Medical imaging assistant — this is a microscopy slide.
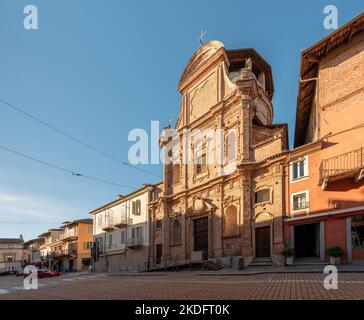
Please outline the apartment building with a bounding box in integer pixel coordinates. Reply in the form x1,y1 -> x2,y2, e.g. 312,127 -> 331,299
39,220 -> 93,271
284,13 -> 364,264
23,238 -> 43,265
0,237 -> 24,272
91,184 -> 157,272
39,228 -> 62,268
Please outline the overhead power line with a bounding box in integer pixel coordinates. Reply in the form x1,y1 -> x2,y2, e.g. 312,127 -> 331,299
0,98 -> 162,179
0,221 -> 62,225
0,144 -> 136,190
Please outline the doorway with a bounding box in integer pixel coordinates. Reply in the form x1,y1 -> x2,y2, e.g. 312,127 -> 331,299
156,244 -> 162,265
255,226 -> 271,258
193,217 -> 208,258
294,223 -> 320,258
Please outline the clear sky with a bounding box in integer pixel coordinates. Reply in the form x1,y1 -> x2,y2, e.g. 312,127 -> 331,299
0,0 -> 363,241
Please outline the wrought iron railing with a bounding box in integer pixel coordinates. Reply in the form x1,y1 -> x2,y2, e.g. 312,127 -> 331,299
292,201 -> 310,211
319,147 -> 364,182
127,237 -> 144,247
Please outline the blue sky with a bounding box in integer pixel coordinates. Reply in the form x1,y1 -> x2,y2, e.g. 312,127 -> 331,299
0,0 -> 363,240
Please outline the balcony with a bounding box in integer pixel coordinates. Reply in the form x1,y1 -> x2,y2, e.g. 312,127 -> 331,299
62,248 -> 77,257
101,222 -> 116,232
60,231 -> 78,242
113,216 -> 132,228
319,147 -> 364,190
127,237 -> 144,249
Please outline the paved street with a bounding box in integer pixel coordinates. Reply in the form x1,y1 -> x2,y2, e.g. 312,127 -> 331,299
0,271 -> 364,300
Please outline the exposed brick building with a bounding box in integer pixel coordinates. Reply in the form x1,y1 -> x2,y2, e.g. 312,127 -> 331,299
284,12 -> 364,264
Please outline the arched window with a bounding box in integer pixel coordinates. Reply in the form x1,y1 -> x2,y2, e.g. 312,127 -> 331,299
171,220 -> 181,245
224,205 -> 238,235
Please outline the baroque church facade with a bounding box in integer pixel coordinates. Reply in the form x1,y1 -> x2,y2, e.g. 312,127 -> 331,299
148,41 -> 289,268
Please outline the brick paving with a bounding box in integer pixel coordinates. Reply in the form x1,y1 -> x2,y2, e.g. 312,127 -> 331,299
0,272 -> 364,300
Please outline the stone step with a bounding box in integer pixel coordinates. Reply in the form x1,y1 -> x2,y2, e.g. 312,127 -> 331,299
249,258 -> 273,267
202,260 -> 223,271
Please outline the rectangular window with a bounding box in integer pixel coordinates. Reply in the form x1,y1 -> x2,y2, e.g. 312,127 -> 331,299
255,189 -> 270,204
352,215 -> 364,249
292,192 -> 309,211
98,237 -> 104,252
108,234 -> 112,248
135,199 -> 141,215
87,226 -> 92,234
132,226 -> 143,240
291,157 -> 308,180
156,219 -> 162,229
120,230 -> 126,244
97,215 -> 102,227
195,153 -> 207,175
131,201 -> 136,215
6,255 -> 14,262
83,242 -> 92,250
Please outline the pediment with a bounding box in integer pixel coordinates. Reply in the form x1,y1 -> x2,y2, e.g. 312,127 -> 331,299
179,40 -> 224,89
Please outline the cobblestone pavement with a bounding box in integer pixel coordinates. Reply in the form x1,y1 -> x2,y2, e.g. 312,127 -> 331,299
0,272 -> 364,300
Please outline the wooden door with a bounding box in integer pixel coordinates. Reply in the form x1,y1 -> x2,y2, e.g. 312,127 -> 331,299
193,217 -> 208,257
255,226 -> 271,257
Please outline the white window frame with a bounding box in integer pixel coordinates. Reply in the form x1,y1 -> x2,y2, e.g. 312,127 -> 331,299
291,190 -> 310,214
290,155 -> 309,182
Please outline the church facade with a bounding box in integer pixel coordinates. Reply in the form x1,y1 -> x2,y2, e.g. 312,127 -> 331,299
148,41 -> 289,268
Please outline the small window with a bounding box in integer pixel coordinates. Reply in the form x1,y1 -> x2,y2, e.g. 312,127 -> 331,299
83,242 -> 92,250
156,219 -> 162,229
108,234 -> 113,248
292,157 -> 307,180
134,199 -> 141,215
97,215 -> 102,227
292,193 -> 309,211
87,226 -> 92,234
120,230 -> 126,244
195,153 -> 207,175
171,220 -> 181,245
352,215 -> 364,249
255,189 -> 270,204
132,226 -> 143,240
6,255 -> 15,262
98,237 -> 104,252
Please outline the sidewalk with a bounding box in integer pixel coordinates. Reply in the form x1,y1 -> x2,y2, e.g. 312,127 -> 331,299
196,263 -> 364,276
94,263 -> 364,277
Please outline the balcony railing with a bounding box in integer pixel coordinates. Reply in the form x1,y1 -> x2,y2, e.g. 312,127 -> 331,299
101,221 -> 116,231
292,201 -> 310,211
113,215 -> 132,228
319,147 -> 364,189
60,230 -> 78,241
127,237 -> 144,248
